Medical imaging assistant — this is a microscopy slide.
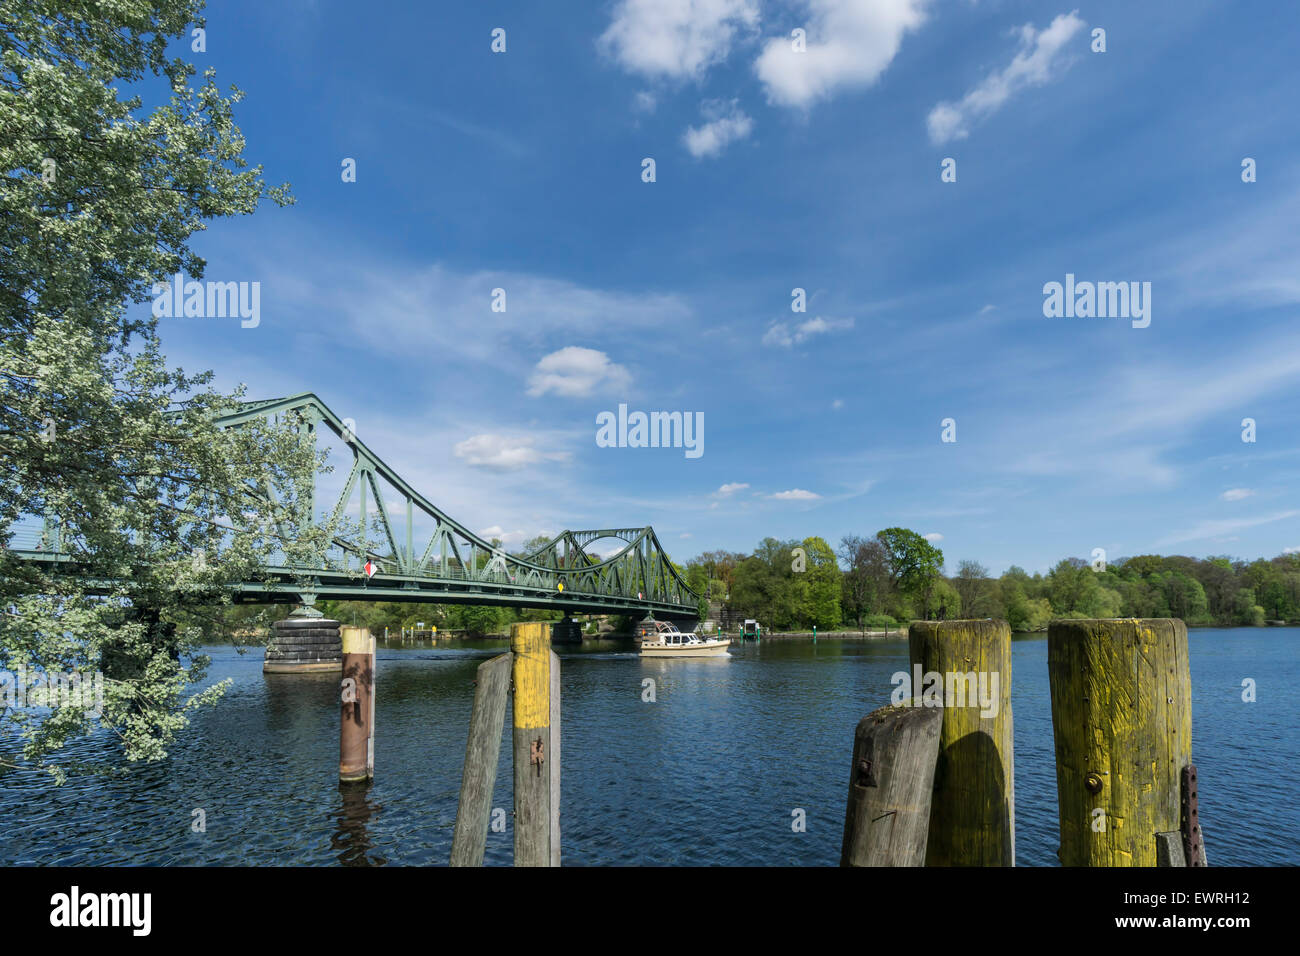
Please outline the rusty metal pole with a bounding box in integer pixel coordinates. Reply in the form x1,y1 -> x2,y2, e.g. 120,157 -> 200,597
339,625 -> 374,783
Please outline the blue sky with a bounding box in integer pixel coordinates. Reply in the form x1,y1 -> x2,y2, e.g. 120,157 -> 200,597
149,0 -> 1300,574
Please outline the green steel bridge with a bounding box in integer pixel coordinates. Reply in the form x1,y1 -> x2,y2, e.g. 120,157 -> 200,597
8,394 -> 700,619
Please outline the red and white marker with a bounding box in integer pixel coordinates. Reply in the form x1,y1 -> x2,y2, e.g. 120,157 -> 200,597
364,559 -> 377,578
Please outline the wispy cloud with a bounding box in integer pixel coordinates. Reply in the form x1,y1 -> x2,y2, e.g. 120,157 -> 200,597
370,96 -> 531,158
1221,488 -> 1255,502
454,434 -> 570,470
229,252 -> 694,382
1157,510 -> 1300,547
762,316 -> 853,347
927,10 -> 1085,144
991,328 -> 1300,489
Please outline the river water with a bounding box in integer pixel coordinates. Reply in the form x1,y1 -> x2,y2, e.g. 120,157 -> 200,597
2,628 -> 1295,866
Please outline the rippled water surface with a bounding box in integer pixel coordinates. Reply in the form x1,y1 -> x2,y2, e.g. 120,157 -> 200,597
2,628 -> 1295,866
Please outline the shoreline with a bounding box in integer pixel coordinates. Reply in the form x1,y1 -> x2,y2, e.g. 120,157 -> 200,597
228,621 -> 1300,647
738,628 -> 906,641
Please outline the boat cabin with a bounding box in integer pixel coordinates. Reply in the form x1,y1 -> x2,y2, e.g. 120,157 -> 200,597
642,621 -> 700,645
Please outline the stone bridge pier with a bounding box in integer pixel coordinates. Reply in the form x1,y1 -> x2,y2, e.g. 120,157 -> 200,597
264,601 -> 343,673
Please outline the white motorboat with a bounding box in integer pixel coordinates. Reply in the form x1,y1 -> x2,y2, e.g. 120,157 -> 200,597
638,620 -> 731,658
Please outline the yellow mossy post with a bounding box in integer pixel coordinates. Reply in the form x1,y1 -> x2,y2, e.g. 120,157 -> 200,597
511,621 -> 560,866
1048,618 -> 1192,866
908,619 -> 1014,866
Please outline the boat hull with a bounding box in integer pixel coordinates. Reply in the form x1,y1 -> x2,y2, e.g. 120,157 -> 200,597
639,639 -> 731,658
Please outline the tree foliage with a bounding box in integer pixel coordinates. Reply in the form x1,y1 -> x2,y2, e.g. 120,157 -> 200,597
0,1 -> 311,777
688,531 -> 1295,633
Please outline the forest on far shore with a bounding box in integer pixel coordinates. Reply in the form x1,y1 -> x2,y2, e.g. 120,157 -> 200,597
680,528 -> 1300,632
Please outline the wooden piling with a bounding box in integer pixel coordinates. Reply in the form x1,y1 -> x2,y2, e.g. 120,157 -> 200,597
450,652 -> 513,866
1048,618 -> 1192,866
908,619 -> 1014,866
339,625 -> 375,783
510,622 -> 559,866
549,648 -> 561,867
840,703 -> 943,866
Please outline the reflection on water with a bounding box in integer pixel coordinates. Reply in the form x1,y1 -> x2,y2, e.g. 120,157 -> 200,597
333,783 -> 386,866
0,630 -> 1296,865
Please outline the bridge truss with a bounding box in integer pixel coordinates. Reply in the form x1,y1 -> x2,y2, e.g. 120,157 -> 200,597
8,394 -> 699,618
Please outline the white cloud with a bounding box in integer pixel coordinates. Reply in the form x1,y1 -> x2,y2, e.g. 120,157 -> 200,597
683,99 -> 754,158
924,532 -> 944,542
526,346 -> 632,397
768,488 -> 820,500
715,482 -> 750,496
762,315 -> 854,347
1221,488 -> 1255,502
633,90 -> 658,113
599,0 -> 759,81
832,398 -> 844,409
754,0 -> 930,109
927,10 -> 1086,144
680,532 -> 693,538
454,434 -> 569,470
1285,547 -> 1300,555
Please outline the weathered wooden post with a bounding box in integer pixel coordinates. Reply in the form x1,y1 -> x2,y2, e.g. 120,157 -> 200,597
548,640 -> 561,866
1048,618 -> 1194,866
510,622 -> 560,866
908,619 -> 1014,866
338,625 -> 375,783
450,652 -> 513,866
840,704 -> 943,866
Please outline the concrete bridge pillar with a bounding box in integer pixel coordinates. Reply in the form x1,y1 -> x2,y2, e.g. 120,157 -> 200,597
264,604 -> 343,673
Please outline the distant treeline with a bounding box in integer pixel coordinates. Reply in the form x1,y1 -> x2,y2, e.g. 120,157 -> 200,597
682,529 -> 1300,631
209,529 -> 1300,638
